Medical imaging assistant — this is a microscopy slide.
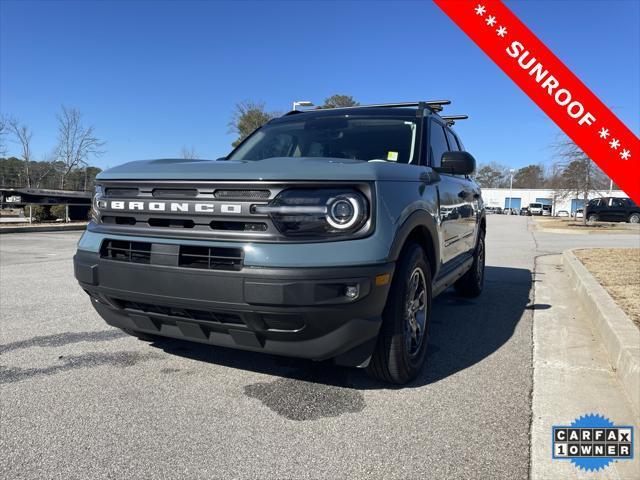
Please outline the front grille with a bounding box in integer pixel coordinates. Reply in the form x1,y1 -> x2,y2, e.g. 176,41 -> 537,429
96,182 -> 280,240
115,299 -> 244,325
214,189 -> 271,200
105,187 -> 139,197
148,218 -> 195,228
152,188 -> 199,199
179,245 -> 243,270
101,240 -> 151,264
100,240 -> 244,271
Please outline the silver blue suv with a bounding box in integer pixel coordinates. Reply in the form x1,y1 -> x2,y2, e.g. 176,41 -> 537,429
74,101 -> 486,383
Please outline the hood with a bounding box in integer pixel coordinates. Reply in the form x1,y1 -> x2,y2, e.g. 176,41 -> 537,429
97,157 -> 421,182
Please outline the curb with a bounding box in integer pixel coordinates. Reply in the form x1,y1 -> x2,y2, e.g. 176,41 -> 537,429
562,249 -> 640,415
539,228 -> 637,235
0,224 -> 87,234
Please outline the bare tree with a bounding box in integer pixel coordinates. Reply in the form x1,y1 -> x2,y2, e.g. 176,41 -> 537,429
0,115 -> 8,157
8,118 -> 34,187
55,106 -> 105,190
474,161 -> 510,188
180,145 -> 199,159
553,136 -> 607,224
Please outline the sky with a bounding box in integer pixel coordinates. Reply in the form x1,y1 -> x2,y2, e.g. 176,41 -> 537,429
1,0 -> 639,172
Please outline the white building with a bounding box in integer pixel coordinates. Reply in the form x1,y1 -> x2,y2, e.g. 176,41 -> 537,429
481,188 -> 629,214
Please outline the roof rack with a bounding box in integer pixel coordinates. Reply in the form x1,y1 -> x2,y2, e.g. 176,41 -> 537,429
283,100 -> 452,116
440,115 -> 468,126
335,100 -> 451,112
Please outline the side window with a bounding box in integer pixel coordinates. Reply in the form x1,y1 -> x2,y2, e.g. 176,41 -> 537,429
429,121 -> 449,168
610,198 -> 624,207
445,129 -> 459,152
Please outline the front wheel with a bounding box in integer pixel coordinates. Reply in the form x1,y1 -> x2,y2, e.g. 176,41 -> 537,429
629,213 -> 640,224
367,243 -> 432,384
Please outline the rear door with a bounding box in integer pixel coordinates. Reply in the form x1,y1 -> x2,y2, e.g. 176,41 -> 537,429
607,198 -> 627,221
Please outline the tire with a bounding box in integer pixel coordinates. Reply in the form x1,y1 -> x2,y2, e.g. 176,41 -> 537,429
367,243 -> 432,384
454,230 -> 485,298
120,328 -> 158,342
629,213 -> 640,224
587,214 -> 598,223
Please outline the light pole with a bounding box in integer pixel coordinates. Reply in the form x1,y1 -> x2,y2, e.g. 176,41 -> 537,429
508,168 -> 515,214
292,100 -> 314,111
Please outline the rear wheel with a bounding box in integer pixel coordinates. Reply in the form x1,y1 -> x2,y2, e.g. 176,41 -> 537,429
367,243 -> 432,384
629,213 -> 640,223
454,230 -> 485,298
587,213 -> 598,223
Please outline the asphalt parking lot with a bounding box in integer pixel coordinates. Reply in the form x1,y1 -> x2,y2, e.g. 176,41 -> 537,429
1,216 -> 638,479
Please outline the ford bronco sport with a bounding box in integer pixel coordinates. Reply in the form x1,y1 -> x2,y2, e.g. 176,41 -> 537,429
74,100 -> 486,384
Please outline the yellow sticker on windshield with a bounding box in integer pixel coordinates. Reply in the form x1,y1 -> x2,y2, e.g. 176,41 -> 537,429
387,151 -> 398,161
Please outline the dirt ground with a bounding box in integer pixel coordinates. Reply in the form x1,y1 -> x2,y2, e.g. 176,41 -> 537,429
534,217 -> 640,233
575,248 -> 640,328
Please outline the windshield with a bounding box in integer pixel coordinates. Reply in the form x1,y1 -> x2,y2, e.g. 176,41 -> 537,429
530,203 -> 542,208
228,116 -> 418,163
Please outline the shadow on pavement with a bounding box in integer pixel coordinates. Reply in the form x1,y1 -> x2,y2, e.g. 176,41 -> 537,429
148,265 -> 533,391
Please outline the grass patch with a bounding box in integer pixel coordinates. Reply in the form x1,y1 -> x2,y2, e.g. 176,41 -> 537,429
534,217 -> 638,233
575,248 -> 640,329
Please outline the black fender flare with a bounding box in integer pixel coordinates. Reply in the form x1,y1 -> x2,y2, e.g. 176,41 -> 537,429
388,209 -> 440,277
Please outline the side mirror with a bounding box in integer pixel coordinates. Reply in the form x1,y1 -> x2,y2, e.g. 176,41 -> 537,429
437,151 -> 476,175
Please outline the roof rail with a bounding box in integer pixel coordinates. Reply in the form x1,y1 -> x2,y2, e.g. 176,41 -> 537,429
283,100 -> 452,116
440,115 -> 468,126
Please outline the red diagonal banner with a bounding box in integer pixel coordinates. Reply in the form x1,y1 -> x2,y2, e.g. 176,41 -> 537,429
434,0 -> 639,203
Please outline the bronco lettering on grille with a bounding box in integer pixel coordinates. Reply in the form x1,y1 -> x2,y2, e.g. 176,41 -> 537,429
108,201 -> 242,214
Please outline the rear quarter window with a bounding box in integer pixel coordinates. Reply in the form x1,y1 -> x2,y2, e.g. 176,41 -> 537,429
429,121 -> 449,168
445,129 -> 460,152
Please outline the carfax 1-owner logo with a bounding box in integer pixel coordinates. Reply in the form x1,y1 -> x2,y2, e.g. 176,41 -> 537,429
552,414 -> 634,472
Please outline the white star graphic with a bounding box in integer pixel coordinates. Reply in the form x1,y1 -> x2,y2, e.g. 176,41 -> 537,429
609,138 -> 620,150
620,149 -> 631,160
486,15 -> 497,27
496,26 -> 508,37
475,4 -> 486,16
598,127 -> 610,139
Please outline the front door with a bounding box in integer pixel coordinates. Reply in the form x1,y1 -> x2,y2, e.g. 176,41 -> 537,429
428,119 -> 475,263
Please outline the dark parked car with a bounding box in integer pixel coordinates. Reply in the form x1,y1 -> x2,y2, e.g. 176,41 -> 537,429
585,197 -> 640,223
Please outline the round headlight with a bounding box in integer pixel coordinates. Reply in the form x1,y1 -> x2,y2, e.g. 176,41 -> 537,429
326,196 -> 361,230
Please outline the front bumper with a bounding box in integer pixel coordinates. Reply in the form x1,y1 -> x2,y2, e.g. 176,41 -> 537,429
74,250 -> 394,366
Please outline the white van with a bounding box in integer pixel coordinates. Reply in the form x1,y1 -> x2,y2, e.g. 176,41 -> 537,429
529,202 -> 543,215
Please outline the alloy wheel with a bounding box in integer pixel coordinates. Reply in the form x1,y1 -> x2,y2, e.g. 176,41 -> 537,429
404,267 -> 427,357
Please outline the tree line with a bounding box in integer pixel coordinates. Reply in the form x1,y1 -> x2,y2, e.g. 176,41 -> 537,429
0,106 -> 105,191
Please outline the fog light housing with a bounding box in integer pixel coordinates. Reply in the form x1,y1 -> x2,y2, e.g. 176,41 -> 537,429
345,285 -> 359,299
